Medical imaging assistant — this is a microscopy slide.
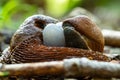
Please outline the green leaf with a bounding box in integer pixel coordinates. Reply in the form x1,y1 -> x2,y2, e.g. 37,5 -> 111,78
0,71 -> 9,77
46,0 -> 81,17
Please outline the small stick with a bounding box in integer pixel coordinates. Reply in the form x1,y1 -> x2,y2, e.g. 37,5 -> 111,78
0,61 -> 64,77
64,58 -> 120,78
0,58 -> 120,78
102,29 -> 120,47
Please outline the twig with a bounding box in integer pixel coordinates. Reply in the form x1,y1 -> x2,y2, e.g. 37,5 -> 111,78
0,58 -> 120,78
64,58 -> 120,78
102,29 -> 120,47
0,61 -> 64,77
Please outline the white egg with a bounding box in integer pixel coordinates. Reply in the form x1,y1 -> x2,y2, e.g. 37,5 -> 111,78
43,23 -> 65,47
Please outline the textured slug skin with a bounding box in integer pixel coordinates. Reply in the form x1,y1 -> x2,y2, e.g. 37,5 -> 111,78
10,32 -> 109,63
10,15 -> 58,51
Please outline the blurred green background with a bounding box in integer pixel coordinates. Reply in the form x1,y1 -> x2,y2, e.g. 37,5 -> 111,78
0,0 -> 120,31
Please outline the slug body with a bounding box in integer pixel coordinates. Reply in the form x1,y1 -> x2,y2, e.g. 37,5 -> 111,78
0,15 -> 109,64
63,26 -> 89,49
63,15 -> 104,52
10,15 -> 58,51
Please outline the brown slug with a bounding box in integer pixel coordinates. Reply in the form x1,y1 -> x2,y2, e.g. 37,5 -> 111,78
0,15 -> 109,64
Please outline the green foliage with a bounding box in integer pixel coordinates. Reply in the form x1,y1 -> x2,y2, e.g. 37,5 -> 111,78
0,0 -> 82,30
0,71 -> 9,77
0,0 -> 18,29
0,0 -> 38,30
46,0 -> 81,17
0,0 -> 120,31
